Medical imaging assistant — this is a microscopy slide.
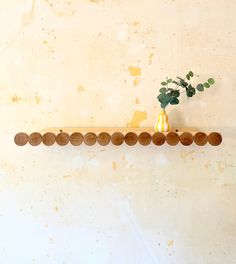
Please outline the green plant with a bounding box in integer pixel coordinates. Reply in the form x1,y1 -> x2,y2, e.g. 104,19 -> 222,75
157,71 -> 215,109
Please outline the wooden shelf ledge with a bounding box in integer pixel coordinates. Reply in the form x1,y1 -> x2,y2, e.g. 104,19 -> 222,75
14,128 -> 222,147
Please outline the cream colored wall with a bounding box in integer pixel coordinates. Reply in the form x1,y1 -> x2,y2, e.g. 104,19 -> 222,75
0,0 -> 236,263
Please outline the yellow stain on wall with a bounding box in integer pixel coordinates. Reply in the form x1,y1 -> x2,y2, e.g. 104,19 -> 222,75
11,95 -> 22,103
35,96 -> 41,104
112,162 -> 117,170
128,66 -> 141,76
127,110 -> 147,127
89,0 -> 102,3
133,78 -> 141,87
77,85 -> 85,92
133,21 -> 140,26
168,240 -> 174,247
149,53 -> 154,65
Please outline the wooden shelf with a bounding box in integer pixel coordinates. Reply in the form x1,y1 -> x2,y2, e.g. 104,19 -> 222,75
14,128 -> 222,147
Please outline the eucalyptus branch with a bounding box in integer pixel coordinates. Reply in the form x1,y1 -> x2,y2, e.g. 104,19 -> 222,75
157,71 -> 215,109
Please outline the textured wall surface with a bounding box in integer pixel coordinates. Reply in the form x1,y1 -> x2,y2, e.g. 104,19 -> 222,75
0,1 -> 236,263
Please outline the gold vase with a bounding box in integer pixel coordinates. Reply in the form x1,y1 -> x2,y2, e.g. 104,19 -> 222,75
155,109 -> 170,132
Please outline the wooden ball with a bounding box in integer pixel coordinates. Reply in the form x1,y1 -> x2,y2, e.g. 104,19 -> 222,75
125,132 -> 138,146
111,132 -> 124,146
194,132 -> 208,146
56,132 -> 70,146
180,132 -> 193,146
14,132 -> 28,146
208,132 -> 222,146
97,132 -> 111,146
166,132 -> 179,146
152,132 -> 166,146
138,132 -> 152,146
42,132 -> 56,146
70,132 -> 84,146
84,132 -> 97,146
28,132 -> 42,146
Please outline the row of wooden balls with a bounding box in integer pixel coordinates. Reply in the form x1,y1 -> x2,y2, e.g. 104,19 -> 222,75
14,131 -> 222,146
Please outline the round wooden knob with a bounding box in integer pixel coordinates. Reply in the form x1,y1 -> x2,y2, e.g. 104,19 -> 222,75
138,132 -> 151,146
166,132 -> 179,146
111,132 -> 124,146
194,132 -> 208,146
97,132 -> 111,146
179,132 -> 193,146
56,132 -> 70,146
70,132 -> 84,146
84,132 -> 97,146
14,132 -> 28,146
208,132 -> 222,146
125,132 -> 138,146
28,132 -> 42,146
42,132 -> 56,146
152,132 -> 165,146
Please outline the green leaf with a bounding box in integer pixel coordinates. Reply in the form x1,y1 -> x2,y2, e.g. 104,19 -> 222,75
167,78 -> 172,83
189,71 -> 194,77
196,84 -> 204,92
172,80 -> 179,85
186,74 -> 190,80
180,80 -> 188,88
157,93 -> 165,101
159,88 -> 167,93
208,78 -> 215,85
172,90 -> 180,97
161,102 -> 168,109
186,85 -> 195,97
170,97 -> 179,105
204,82 -> 210,88
161,82 -> 167,86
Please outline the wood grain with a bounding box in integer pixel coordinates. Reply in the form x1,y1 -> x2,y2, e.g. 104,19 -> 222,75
194,132 -> 208,146
84,132 -> 97,146
152,132 -> 166,146
138,132 -> 152,146
166,132 -> 179,146
70,132 -> 84,146
56,132 -> 70,146
208,132 -> 222,146
28,132 -> 42,146
125,132 -> 138,146
42,132 -> 56,146
111,132 -> 124,146
14,132 -> 28,146
97,132 -> 111,146
179,132 -> 193,146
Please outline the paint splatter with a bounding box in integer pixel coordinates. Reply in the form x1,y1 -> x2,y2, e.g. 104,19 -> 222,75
89,0 -> 102,3
128,66 -> 141,76
77,85 -> 85,92
63,174 -> 72,179
22,0 -> 36,26
35,96 -> 40,104
133,21 -> 140,26
133,78 -> 141,87
127,110 -> 147,127
168,240 -> 174,247
12,95 -> 22,103
112,162 -> 117,170
149,53 -> 154,65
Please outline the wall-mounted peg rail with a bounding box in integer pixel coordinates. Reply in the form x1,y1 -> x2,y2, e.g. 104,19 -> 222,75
14,128 -> 222,147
